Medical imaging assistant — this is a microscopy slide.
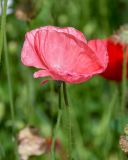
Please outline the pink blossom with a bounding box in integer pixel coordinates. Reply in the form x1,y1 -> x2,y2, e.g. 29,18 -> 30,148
21,26 -> 108,83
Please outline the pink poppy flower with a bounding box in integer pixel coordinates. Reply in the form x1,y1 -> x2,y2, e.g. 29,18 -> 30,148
21,26 -> 108,83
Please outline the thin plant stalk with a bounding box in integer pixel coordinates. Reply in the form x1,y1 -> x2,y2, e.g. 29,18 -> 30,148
0,0 -> 7,158
51,82 -> 62,160
121,47 -> 127,113
0,0 -> 7,62
4,33 -> 18,159
62,82 -> 72,160
27,71 -> 35,124
63,82 -> 69,106
4,32 -> 15,135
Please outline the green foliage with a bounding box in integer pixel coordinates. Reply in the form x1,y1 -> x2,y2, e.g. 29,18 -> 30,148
0,0 -> 128,159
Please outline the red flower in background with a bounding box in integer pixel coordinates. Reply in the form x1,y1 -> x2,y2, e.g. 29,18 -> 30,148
21,26 -> 108,83
100,38 -> 128,81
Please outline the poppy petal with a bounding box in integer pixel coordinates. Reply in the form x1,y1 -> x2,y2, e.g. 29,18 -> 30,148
41,26 -> 87,43
33,70 -> 50,78
35,30 -> 107,76
88,39 -> 108,70
21,29 -> 47,69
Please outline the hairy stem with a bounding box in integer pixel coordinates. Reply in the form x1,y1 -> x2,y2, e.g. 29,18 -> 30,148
63,82 -> 72,160
51,82 -> 62,160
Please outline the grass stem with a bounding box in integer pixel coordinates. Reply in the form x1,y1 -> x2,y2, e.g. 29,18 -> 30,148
4,31 -> 18,159
0,0 -> 7,62
121,47 -> 127,113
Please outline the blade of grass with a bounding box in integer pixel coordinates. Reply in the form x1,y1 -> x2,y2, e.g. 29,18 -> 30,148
94,87 -> 118,158
121,47 -> 127,113
0,0 -> 7,62
0,0 -> 8,158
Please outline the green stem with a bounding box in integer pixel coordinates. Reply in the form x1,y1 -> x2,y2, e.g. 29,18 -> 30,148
27,71 -> 35,124
0,0 -> 7,62
4,32 -> 18,159
121,47 -> 127,113
51,82 -> 62,160
62,82 -> 72,160
63,82 -> 69,106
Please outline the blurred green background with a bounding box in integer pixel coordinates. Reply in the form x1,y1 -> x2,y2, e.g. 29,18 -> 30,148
0,0 -> 128,159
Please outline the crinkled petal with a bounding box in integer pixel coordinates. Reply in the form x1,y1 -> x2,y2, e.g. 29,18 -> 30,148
21,29 -> 47,69
34,30 -> 107,78
33,70 -> 50,78
58,74 -> 91,84
41,26 -> 87,43
88,39 -> 108,70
